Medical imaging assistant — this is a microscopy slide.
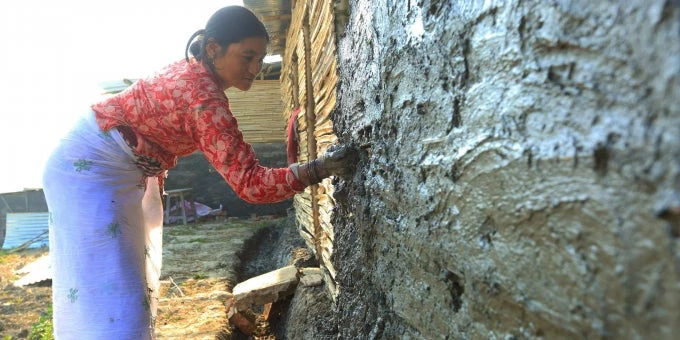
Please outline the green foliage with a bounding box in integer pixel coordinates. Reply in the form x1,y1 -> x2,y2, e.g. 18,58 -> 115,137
193,273 -> 208,280
28,305 -> 53,340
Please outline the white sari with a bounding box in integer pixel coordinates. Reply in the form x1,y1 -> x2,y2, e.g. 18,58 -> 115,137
43,110 -> 163,339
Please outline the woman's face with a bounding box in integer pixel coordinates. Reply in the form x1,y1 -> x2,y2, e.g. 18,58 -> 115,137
209,36 -> 267,91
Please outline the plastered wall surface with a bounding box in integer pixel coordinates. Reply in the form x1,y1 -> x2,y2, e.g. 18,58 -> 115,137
332,0 -> 679,338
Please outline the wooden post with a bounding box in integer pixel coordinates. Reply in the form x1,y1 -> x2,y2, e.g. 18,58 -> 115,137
291,53 -> 300,108
302,5 -> 323,263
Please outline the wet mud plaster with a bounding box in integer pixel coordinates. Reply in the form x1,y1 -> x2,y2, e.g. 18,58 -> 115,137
329,0 -> 680,338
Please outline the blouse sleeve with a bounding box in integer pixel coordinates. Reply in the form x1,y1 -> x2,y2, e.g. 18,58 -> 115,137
192,99 -> 306,204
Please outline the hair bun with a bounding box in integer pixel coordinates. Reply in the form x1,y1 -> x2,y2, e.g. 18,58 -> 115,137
189,38 -> 203,59
184,6 -> 269,63
185,29 -> 207,62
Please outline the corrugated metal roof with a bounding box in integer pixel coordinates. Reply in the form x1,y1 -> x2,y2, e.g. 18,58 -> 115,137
2,212 -> 49,250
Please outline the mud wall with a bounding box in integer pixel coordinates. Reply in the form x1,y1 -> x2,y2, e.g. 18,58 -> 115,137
331,0 -> 680,338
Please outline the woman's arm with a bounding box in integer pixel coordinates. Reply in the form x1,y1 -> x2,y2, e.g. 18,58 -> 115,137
192,100 -> 305,204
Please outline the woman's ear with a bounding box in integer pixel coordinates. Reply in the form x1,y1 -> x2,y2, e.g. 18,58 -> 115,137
205,39 -> 220,60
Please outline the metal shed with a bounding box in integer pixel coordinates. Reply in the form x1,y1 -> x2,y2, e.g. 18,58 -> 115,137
2,212 -> 49,250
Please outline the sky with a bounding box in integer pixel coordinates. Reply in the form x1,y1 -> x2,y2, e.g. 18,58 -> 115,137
0,0 -> 244,193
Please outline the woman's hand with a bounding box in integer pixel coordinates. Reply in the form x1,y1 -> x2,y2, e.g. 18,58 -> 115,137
291,144 -> 359,186
317,144 -> 359,179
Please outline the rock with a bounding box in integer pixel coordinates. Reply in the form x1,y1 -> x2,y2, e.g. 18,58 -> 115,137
229,311 -> 256,336
300,267 -> 324,287
231,265 -> 300,312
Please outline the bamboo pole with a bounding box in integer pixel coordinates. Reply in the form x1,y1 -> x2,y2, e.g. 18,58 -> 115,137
302,5 -> 324,265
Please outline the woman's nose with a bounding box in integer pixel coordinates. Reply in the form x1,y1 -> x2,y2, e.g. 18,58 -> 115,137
249,60 -> 262,76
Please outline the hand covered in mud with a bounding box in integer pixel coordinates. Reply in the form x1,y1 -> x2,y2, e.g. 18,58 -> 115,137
292,144 -> 359,186
317,144 -> 359,179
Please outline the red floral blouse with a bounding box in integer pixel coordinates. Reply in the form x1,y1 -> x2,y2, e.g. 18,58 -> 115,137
92,59 -> 305,203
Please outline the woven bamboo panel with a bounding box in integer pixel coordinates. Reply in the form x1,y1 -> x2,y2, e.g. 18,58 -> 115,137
225,80 -> 286,143
294,192 -> 314,249
282,0 -> 305,76
281,0 -> 341,300
281,0 -> 307,123
315,0 -> 340,299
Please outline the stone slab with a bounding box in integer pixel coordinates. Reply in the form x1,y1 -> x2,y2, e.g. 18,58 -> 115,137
231,265 -> 300,311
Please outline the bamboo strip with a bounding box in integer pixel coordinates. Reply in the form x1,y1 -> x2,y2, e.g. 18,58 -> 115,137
283,0 -> 306,65
294,193 -> 315,236
319,220 -> 334,242
299,229 -> 315,252
314,79 -> 335,110
310,7 -> 330,61
318,202 -> 333,222
313,55 -> 336,94
321,237 -> 333,259
318,207 -> 333,225
294,201 -> 312,220
295,216 -> 313,240
311,30 -> 332,76
316,192 -> 335,207
309,0 -> 323,41
225,80 -> 286,143
322,267 -> 338,302
321,249 -> 336,279
311,19 -> 333,60
294,193 -> 311,209
294,193 -> 312,207
314,56 -> 337,95
296,214 -> 314,238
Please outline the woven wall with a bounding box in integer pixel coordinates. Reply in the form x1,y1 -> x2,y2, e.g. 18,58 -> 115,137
226,80 -> 286,144
280,0 -> 340,300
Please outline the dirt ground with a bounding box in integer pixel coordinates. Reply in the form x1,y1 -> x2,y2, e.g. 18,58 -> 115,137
0,248 -> 52,339
0,216 -> 318,339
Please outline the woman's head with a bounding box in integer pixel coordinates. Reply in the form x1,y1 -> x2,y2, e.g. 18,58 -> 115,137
185,6 -> 269,90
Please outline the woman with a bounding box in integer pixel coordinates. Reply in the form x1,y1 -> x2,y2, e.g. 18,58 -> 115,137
42,6 -> 356,339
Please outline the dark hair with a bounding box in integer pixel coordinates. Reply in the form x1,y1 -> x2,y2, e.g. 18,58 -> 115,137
185,6 -> 269,63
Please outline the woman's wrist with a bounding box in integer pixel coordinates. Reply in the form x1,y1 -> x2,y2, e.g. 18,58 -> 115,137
289,159 -> 327,187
